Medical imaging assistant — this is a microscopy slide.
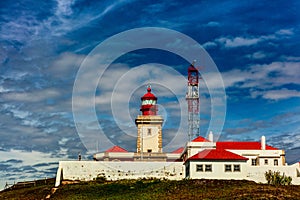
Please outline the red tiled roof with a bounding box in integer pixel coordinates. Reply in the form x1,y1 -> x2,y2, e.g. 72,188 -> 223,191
105,146 -> 128,153
216,141 -> 278,150
172,147 -> 184,154
186,149 -> 248,161
192,136 -> 210,142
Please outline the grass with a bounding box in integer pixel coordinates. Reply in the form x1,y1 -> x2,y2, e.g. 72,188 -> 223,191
1,179 -> 300,199
0,184 -> 53,200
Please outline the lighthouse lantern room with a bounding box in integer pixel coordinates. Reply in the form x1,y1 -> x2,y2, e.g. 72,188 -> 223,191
140,86 -> 158,115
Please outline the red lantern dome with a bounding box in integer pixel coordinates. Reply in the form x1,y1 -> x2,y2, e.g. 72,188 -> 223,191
140,86 -> 158,115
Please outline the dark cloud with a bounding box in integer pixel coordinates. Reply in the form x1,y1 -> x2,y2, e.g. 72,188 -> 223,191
224,127 -> 255,135
0,163 -> 11,171
32,162 -> 58,168
5,159 -> 23,164
285,147 -> 300,164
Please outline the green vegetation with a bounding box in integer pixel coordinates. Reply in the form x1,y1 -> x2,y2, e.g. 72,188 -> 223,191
0,185 -> 53,200
265,170 -> 293,186
1,178 -> 300,199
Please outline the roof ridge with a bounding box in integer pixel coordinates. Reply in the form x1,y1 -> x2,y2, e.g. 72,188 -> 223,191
105,145 -> 128,153
216,141 -> 278,150
186,148 -> 248,161
192,136 -> 210,142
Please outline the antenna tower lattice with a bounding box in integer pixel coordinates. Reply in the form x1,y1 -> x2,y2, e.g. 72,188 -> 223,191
186,61 -> 200,141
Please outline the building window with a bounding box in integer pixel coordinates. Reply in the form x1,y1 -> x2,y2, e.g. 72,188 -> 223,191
251,158 -> 257,166
225,164 -> 232,172
196,164 -> 203,172
274,159 -> 278,166
147,128 -> 151,136
233,164 -> 241,172
205,164 -> 212,172
264,159 -> 268,165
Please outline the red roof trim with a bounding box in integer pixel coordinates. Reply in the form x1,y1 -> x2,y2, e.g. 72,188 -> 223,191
216,141 -> 278,150
171,147 -> 184,154
186,149 -> 248,161
192,136 -> 210,142
105,146 -> 128,153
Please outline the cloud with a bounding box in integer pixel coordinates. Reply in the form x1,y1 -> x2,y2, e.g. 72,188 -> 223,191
221,61 -> 300,100
217,36 -> 260,48
224,127 -> 255,135
5,159 -> 23,164
55,0 -> 74,17
221,111 -> 300,162
47,52 -> 84,79
49,0 -> 137,37
202,41 -> 218,49
285,147 -> 300,164
245,51 -> 269,60
269,130 -> 300,152
0,149 -> 66,190
206,21 -> 221,27
0,86 -> 11,93
0,0 -> 133,44
258,88 -> 300,100
2,88 -> 61,103
284,56 -> 300,61
203,28 -> 294,49
275,29 -> 294,36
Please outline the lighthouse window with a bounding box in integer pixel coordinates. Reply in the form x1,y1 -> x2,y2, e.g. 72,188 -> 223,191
147,128 -> 151,136
142,100 -> 156,105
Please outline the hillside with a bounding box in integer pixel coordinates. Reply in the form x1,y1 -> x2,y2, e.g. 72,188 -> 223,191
1,179 -> 300,199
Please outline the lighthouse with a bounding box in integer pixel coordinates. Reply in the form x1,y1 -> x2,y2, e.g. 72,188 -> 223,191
135,86 -> 164,156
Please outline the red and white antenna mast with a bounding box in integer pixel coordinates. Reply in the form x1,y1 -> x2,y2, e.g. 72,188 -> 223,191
186,60 -> 200,141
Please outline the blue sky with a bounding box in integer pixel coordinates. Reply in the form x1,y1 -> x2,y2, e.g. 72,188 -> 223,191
0,0 -> 300,189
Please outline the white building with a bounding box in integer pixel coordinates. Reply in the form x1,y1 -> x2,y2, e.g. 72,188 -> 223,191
55,87 -> 300,187
181,134 -> 300,184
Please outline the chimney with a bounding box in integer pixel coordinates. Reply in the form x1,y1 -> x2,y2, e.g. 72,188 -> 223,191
208,131 -> 213,142
261,135 -> 266,150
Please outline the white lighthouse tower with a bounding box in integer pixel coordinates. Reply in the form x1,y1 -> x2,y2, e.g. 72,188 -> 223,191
135,86 -> 165,161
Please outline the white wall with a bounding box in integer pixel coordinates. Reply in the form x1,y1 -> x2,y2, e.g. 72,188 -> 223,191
140,126 -> 159,153
246,164 -> 300,185
55,161 -> 185,187
55,160 -> 300,187
187,161 -> 248,180
228,149 -> 285,166
185,161 -> 300,185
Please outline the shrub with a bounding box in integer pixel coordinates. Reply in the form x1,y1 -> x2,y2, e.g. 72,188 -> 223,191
95,175 -> 106,183
265,170 -> 292,186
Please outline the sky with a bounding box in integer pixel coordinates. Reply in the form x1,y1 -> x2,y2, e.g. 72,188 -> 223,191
0,0 -> 300,189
